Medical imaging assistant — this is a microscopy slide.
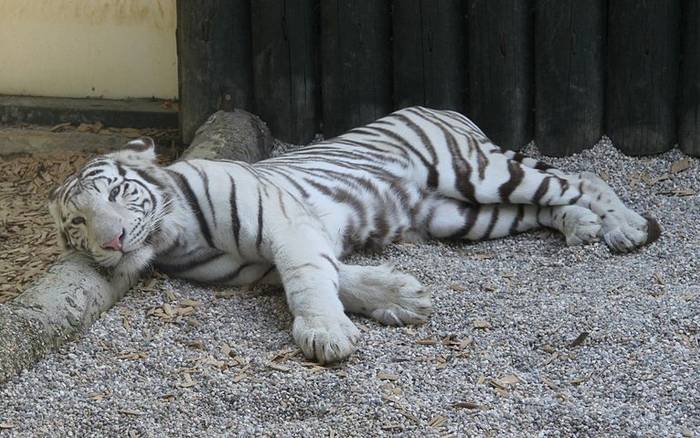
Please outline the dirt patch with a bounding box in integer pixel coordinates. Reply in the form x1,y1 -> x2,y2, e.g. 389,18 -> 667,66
0,126 -> 179,304
0,151 -> 92,303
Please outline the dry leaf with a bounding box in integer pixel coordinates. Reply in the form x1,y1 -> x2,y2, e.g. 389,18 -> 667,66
449,283 -> 466,292
453,401 -> 480,410
428,415 -> 447,428
671,158 -> 692,174
542,344 -> 556,353
473,319 -> 491,329
377,371 -> 399,381
117,351 -> 146,361
568,332 -> 589,348
268,362 -> 291,372
118,409 -> 142,416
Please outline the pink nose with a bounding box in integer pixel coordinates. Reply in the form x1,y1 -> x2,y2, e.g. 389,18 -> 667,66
102,230 -> 124,251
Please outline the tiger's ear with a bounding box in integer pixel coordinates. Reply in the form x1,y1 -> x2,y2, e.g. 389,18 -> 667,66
106,137 -> 157,166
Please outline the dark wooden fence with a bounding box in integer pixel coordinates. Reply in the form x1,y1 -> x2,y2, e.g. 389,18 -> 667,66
177,0 -> 699,157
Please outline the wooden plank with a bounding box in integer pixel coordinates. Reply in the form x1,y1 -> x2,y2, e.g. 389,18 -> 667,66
607,0 -> 680,155
679,0 -> 700,156
321,0 -> 392,137
251,0 -> 318,144
466,0 -> 533,150
177,0 -> 254,144
392,0 -> 465,112
534,0 -> 604,156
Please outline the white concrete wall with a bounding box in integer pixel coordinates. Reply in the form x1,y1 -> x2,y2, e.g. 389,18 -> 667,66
0,0 -> 178,99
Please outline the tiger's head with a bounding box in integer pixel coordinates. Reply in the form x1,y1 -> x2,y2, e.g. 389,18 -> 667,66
49,137 -> 168,268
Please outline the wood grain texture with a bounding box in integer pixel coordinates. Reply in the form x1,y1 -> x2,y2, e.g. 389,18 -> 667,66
534,0 -> 604,156
466,0 -> 533,150
392,0 -> 465,112
321,0 -> 392,137
679,0 -> 700,156
177,0 -> 254,144
607,0 -> 680,155
251,0 -> 319,144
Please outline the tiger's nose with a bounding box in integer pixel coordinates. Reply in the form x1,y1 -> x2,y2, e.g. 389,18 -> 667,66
102,229 -> 125,251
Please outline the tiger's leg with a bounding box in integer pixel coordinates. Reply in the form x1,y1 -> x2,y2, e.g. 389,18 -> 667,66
337,263 -> 432,326
448,151 -> 658,252
421,197 -> 602,245
498,151 -> 661,252
271,223 -> 360,364
257,265 -> 433,327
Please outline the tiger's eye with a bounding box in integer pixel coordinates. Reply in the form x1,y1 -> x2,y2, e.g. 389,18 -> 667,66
71,216 -> 86,225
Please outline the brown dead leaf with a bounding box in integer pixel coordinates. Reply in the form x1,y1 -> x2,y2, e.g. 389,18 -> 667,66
568,332 -> 589,348
118,409 -> 142,416
180,298 -> 202,307
449,283 -> 466,292
117,351 -> 146,361
177,373 -> 197,388
542,344 -> 556,353
377,371 -> 400,381
268,362 -> 291,372
428,415 -> 447,428
49,122 -> 72,132
671,158 -> 693,174
453,401 -> 481,410
473,319 -> 491,329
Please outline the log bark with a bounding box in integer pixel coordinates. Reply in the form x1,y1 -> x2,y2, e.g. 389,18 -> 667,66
0,109 -> 273,385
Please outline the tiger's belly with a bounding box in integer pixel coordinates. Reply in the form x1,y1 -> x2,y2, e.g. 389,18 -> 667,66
154,246 -> 273,286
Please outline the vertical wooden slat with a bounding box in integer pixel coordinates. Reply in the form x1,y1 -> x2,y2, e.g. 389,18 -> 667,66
321,0 -> 392,137
680,0 -> 700,156
607,1 -> 680,155
466,0 -> 533,150
251,0 -> 318,145
177,0 -> 254,144
534,0 -> 604,157
392,0 -> 465,111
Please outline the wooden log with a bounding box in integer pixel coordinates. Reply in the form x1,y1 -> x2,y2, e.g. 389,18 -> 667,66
679,0 -> 700,156
251,0 -> 319,144
321,0 -> 392,137
607,0 -> 681,155
0,110 -> 273,385
177,0 -> 254,144
392,0 -> 465,112
466,0 -> 533,150
534,0 -> 604,156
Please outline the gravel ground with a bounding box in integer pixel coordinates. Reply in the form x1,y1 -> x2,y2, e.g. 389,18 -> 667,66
1,138 -> 698,437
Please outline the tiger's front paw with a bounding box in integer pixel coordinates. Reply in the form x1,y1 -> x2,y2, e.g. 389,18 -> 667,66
292,313 -> 360,364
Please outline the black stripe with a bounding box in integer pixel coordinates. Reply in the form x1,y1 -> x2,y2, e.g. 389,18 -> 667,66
320,254 -> 339,273
483,206 -> 500,239
185,162 -> 217,227
133,168 -> 165,191
156,251 -> 225,275
449,204 -> 481,239
509,205 -> 525,235
212,263 -> 252,284
532,177 -> 551,204
498,161 -> 525,202
228,175 -> 241,248
166,169 -> 216,248
256,189 -> 264,250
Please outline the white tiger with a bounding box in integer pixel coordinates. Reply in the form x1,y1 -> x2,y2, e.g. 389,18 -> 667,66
49,106 -> 660,364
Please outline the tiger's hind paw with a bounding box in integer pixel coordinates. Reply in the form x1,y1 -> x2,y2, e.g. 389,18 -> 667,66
562,206 -> 602,246
366,265 -> 432,326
